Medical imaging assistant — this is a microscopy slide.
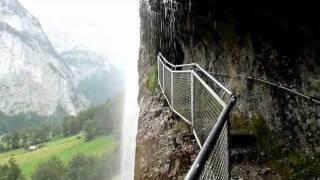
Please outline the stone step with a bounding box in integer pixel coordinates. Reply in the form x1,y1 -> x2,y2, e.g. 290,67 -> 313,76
229,131 -> 259,163
230,147 -> 259,164
230,131 -> 257,148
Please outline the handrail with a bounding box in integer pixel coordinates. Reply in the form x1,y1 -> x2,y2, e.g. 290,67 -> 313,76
158,53 -> 195,68
159,53 -> 232,95
157,53 -> 237,180
203,71 -> 320,105
193,64 -> 233,95
185,96 -> 237,180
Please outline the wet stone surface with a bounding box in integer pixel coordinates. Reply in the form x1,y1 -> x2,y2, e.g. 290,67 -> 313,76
135,90 -> 199,180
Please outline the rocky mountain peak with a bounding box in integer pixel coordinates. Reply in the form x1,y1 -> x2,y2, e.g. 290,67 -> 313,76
0,0 -> 55,53
0,0 -> 89,116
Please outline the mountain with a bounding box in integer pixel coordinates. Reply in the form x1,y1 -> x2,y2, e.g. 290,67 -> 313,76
61,50 -> 124,104
0,0 -> 89,116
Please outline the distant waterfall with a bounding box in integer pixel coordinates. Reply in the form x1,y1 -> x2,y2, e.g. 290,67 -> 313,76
120,1 -> 140,178
120,60 -> 139,179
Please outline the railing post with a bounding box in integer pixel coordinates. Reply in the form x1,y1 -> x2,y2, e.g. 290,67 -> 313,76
163,62 -> 165,93
191,71 -> 194,128
171,71 -> 174,106
157,56 -> 160,86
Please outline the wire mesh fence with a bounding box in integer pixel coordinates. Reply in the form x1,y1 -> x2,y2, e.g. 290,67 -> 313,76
192,72 -> 225,145
163,65 -> 172,104
158,56 -> 164,90
172,71 -> 192,122
157,53 -> 236,180
199,122 -> 230,180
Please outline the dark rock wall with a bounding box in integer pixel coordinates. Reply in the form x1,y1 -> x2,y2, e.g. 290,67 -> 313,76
136,0 -> 320,179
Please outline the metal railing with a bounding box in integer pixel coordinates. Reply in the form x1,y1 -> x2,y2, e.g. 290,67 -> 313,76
201,71 -> 320,105
157,53 -> 237,180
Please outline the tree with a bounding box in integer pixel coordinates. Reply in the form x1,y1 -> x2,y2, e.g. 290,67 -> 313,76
51,125 -> 62,138
2,134 -> 11,149
36,125 -> 50,143
11,132 -> 21,150
0,164 -> 10,179
62,116 -> 79,137
68,154 -> 106,180
82,120 -> 97,141
77,107 -> 97,129
0,158 -> 24,180
32,157 -> 67,180
69,118 -> 81,135
62,116 -> 72,137
20,132 -> 29,148
0,143 -> 7,153
7,158 -> 24,180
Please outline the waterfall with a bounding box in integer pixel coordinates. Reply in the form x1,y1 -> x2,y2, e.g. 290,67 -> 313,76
120,1 -> 140,179
120,59 -> 139,179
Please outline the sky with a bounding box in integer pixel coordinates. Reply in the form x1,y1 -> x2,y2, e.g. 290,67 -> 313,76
20,0 -> 140,68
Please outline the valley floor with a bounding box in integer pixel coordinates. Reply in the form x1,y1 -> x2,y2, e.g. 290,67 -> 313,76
0,134 -> 116,179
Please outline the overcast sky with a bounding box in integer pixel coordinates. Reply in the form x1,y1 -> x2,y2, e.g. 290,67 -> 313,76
20,0 -> 140,68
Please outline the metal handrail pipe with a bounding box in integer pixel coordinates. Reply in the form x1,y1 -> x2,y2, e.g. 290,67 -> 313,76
162,61 -> 193,74
206,71 -> 320,105
159,53 -> 196,68
192,71 -> 227,107
185,96 -> 237,180
158,53 -> 232,95
193,64 -> 233,95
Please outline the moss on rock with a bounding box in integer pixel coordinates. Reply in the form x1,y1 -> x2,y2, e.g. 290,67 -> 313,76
269,152 -> 320,179
146,65 -> 158,92
231,113 -> 281,159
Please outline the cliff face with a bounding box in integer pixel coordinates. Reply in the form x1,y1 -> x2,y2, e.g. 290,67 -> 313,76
0,0 -> 88,116
136,0 -> 320,179
135,90 -> 199,179
61,50 -> 123,105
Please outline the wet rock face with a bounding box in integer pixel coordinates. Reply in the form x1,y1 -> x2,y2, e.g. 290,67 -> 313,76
231,165 -> 282,180
135,90 -> 199,179
137,0 -> 320,179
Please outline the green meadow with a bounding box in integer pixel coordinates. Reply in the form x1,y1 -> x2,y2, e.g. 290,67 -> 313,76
0,134 -> 116,179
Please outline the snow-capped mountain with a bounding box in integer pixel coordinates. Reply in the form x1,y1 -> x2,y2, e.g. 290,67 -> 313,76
0,0 -> 89,116
61,50 -> 123,104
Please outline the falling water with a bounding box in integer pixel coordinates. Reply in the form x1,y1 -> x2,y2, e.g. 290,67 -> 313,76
120,0 -> 140,179
120,61 -> 139,180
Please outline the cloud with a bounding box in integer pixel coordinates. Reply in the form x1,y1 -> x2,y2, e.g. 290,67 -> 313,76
19,0 -> 140,67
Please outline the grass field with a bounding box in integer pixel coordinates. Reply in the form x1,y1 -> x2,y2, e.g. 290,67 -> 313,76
0,134 -> 117,179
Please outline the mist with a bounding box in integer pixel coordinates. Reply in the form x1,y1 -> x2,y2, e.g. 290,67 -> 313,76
20,0 -> 140,69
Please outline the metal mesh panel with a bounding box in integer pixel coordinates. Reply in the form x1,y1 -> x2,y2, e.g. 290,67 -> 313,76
163,65 -> 172,105
172,72 -> 191,122
206,79 -> 231,103
158,57 -> 164,90
193,74 -> 225,145
199,122 -> 229,180
199,74 -> 231,103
